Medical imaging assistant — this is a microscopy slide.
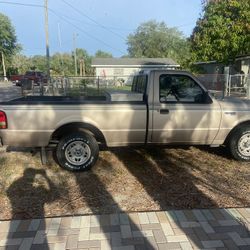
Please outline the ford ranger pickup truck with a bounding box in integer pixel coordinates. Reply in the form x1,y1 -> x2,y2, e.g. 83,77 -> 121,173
0,70 -> 250,171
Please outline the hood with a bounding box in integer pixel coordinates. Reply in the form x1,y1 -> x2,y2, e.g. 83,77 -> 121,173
218,97 -> 250,111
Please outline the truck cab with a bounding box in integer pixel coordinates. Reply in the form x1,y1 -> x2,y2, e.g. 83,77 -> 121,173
145,70 -> 221,145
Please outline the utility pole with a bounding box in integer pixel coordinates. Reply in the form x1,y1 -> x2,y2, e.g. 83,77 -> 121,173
44,0 -> 50,80
79,59 -> 84,77
57,22 -> 64,76
82,59 -> 85,76
73,33 -> 77,76
1,52 -> 7,81
79,59 -> 82,77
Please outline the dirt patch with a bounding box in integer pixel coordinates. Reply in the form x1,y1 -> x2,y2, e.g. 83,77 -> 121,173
0,146 -> 249,220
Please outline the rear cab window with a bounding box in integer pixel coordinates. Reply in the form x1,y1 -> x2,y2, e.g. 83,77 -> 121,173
131,75 -> 148,94
131,74 -> 148,101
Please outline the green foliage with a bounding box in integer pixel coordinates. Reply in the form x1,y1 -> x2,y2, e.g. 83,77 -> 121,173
190,0 -> 250,64
0,13 -> 21,75
127,20 -> 190,66
74,48 -> 93,75
0,13 -> 20,58
8,54 -> 31,74
51,53 -> 74,75
30,55 -> 47,72
8,49 -> 95,76
95,50 -> 113,58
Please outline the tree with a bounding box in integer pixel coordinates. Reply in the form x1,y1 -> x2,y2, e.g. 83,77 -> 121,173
5,49 -> 96,77
50,49 -> 94,76
95,50 -> 113,58
51,53 -> 74,76
127,20 -> 190,65
75,48 -> 93,75
0,13 -> 20,76
0,13 -> 19,57
10,54 -> 32,74
61,53 -> 75,75
190,0 -> 250,64
30,55 -> 47,72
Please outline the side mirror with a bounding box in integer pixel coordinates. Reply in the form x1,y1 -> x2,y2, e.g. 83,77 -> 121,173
204,91 -> 213,104
195,92 -> 212,104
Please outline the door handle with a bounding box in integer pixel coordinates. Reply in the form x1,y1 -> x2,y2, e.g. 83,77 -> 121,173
160,109 -> 169,114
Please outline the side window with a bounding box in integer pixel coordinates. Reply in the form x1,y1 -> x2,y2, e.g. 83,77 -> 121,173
159,74 -> 204,103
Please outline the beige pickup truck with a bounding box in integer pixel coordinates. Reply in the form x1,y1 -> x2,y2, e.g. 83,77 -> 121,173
0,70 -> 250,171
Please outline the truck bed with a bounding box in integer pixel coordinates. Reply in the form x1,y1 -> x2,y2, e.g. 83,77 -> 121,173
0,95 -> 145,105
0,95 -> 148,148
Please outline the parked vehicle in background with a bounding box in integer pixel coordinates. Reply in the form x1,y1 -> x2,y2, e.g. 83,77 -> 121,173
1,70 -> 250,172
24,71 -> 48,85
10,71 -> 48,86
10,74 -> 24,85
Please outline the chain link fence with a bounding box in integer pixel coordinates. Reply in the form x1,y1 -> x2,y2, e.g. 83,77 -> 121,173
28,75 -> 134,97
228,74 -> 250,98
17,73 -> 250,99
197,74 -> 250,99
196,74 -> 227,98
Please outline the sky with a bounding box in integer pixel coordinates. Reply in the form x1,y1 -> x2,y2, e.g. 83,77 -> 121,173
0,0 -> 202,57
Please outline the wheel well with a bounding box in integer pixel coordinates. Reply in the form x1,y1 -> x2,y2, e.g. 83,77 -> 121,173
224,121 -> 250,145
51,122 -> 106,146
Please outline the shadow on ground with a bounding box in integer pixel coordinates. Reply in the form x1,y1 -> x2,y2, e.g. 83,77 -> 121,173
3,146 -> 250,249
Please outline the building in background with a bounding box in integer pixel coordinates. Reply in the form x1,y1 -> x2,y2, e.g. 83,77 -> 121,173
91,58 -> 180,83
194,55 -> 250,98
194,55 -> 250,75
234,55 -> 250,75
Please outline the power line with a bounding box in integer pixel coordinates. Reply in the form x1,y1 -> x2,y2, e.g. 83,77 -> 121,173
49,9 -> 126,54
61,0 -> 126,41
54,12 -> 136,32
0,1 -> 195,53
0,1 -> 126,54
0,1 -> 132,32
60,1 -> 195,33
0,1 -> 195,32
0,1 -> 195,31
0,1 -> 44,8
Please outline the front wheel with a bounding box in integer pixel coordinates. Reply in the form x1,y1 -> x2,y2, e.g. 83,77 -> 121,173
55,132 -> 99,171
229,126 -> 250,161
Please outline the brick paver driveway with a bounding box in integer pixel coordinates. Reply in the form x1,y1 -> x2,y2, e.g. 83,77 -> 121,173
0,208 -> 249,249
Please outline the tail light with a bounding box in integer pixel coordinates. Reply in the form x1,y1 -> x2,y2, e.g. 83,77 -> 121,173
0,111 -> 7,129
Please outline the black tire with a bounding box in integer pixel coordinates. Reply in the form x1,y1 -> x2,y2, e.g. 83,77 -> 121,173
229,125 -> 250,161
55,132 -> 99,171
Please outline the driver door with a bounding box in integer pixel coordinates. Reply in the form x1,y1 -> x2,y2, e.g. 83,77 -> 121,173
151,72 -> 221,144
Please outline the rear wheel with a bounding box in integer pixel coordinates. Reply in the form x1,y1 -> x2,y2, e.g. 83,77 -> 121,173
229,126 -> 250,161
55,132 -> 99,171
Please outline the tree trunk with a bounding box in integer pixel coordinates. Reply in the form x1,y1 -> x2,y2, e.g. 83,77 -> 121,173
1,52 -> 8,81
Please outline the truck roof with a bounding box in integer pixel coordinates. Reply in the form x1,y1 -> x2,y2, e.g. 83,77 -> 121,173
138,69 -> 192,75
